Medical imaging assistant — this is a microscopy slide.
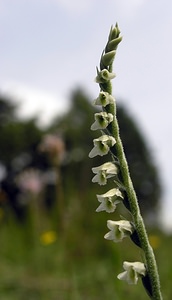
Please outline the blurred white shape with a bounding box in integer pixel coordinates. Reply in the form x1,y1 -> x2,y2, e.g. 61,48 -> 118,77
1,81 -> 68,127
39,134 -> 66,164
15,168 -> 44,195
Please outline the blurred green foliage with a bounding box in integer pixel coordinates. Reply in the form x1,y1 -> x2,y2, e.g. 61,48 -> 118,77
0,89 -> 165,299
0,88 -> 161,222
50,88 -> 161,220
0,217 -> 171,299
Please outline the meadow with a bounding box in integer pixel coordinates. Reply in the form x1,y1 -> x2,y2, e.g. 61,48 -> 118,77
0,198 -> 171,300
0,90 -> 171,299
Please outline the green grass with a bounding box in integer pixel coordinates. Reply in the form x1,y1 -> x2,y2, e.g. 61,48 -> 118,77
0,214 -> 172,300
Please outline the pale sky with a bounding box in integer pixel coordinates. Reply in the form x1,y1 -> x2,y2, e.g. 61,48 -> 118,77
0,0 -> 172,231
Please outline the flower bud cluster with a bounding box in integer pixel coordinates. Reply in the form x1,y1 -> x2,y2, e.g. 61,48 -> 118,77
89,23 -> 148,289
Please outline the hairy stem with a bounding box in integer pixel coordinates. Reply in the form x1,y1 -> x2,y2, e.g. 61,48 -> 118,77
107,100 -> 163,300
94,23 -> 163,299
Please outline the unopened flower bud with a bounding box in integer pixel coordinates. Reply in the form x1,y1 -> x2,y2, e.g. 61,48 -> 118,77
101,50 -> 116,68
107,36 -> 123,51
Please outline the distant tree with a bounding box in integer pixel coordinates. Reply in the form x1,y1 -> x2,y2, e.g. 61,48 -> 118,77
0,119 -> 45,172
117,105 -> 161,221
0,90 -> 161,222
51,88 -> 161,220
49,88 -> 98,191
0,94 -> 48,220
0,93 -> 17,124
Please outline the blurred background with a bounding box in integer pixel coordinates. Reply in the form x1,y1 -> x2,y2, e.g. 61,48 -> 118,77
0,1 -> 172,299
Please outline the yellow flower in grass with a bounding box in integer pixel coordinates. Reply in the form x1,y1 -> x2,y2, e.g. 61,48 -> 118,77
149,234 -> 161,249
40,230 -> 57,245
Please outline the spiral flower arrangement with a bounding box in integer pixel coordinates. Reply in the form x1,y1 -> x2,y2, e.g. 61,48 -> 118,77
89,24 -> 163,300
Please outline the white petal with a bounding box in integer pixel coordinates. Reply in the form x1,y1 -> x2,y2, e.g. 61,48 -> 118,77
92,173 -> 107,185
107,220 -> 132,233
92,162 -> 118,175
104,231 -> 115,240
96,202 -> 105,212
100,188 -> 123,199
117,271 -> 128,281
117,261 -> 146,285
96,199 -> 117,213
88,147 -> 98,158
107,220 -> 117,230
90,120 -> 99,131
123,261 -> 146,276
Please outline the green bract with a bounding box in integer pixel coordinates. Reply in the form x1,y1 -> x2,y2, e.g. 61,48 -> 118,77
101,50 -> 116,68
106,36 -> 123,52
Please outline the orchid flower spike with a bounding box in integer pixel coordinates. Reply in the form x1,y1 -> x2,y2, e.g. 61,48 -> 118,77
89,24 -> 163,299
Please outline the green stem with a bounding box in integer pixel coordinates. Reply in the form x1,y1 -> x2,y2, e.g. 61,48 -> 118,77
107,101 -> 163,300
96,23 -> 163,299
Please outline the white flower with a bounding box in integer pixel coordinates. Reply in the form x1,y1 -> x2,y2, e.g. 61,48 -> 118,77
92,162 -> 118,185
117,261 -> 146,285
89,135 -> 116,158
93,91 -> 115,107
96,188 -> 123,213
104,220 -> 133,242
91,112 -> 113,131
95,69 -> 116,83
